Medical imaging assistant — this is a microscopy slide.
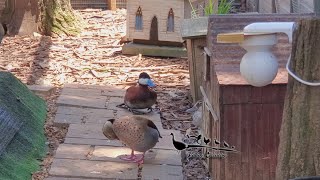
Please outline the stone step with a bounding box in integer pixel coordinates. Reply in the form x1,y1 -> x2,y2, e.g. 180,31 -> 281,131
54,113 -> 112,126
54,106 -> 162,126
54,144 -> 182,166
64,130 -> 182,150
45,177 -> 116,180
57,94 -> 108,109
141,164 -> 183,180
64,137 -> 123,147
64,123 -> 181,151
63,84 -> 126,97
91,146 -> 182,166
56,106 -> 114,116
49,159 -> 138,179
65,120 -> 163,139
61,86 -> 126,98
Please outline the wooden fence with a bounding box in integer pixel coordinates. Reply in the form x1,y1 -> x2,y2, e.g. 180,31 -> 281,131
70,0 -> 126,10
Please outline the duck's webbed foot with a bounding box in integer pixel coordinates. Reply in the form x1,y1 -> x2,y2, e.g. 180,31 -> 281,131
119,153 -> 144,162
147,107 -> 160,113
129,108 -> 147,115
116,103 -> 128,109
133,153 -> 145,165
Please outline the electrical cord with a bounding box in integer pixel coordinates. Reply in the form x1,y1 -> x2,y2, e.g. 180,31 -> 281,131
286,54 -> 320,86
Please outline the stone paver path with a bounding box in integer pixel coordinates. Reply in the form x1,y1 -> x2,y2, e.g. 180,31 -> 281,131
45,84 -> 183,180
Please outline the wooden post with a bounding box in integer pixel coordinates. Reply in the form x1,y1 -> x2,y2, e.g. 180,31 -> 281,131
255,0 -> 259,12
314,0 -> 320,16
272,0 -> 276,13
276,18 -> 320,180
213,0 -> 218,14
241,0 -> 246,12
107,0 -> 116,11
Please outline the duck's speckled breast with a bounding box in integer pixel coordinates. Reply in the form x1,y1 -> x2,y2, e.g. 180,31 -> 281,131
113,117 -> 158,152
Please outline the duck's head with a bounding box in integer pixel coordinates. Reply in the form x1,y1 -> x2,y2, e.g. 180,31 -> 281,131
102,119 -> 118,140
138,72 -> 156,87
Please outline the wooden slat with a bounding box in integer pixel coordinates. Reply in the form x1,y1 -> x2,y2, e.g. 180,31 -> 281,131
107,0 -> 116,10
217,32 -> 245,43
187,38 -> 206,103
241,104 -> 250,180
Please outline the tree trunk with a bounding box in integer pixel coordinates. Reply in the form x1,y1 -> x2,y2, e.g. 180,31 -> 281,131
276,18 -> 320,180
39,0 -> 83,36
0,0 -> 82,36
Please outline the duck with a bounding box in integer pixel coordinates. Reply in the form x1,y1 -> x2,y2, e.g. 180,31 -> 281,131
117,72 -> 157,114
102,115 -> 162,165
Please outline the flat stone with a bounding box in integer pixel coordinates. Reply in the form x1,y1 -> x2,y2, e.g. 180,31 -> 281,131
56,106 -> 114,117
141,164 -> 183,180
106,97 -> 124,109
55,144 -> 91,160
72,129 -> 180,150
122,42 -> 187,58
101,89 -> 126,97
91,146 -> 142,163
54,109 -> 114,125
60,88 -> 104,97
27,85 -> 55,97
62,84 -> 126,97
61,86 -> 126,97
92,146 -> 181,166
64,84 -> 123,90
45,177 -> 109,180
63,129 -> 180,150
49,159 -> 138,179
57,95 -> 107,109
66,124 -> 106,139
64,137 -> 123,147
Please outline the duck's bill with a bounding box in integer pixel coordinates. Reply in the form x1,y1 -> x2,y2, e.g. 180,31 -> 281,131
147,79 -> 156,87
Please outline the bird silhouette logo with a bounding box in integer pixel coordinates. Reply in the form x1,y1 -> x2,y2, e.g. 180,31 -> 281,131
170,133 -> 238,153
203,137 -> 210,145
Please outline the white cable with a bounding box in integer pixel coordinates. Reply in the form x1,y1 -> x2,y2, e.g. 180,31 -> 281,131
286,54 -> 320,86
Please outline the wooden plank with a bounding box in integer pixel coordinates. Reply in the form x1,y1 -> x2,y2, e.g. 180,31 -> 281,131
217,32 -> 245,43
187,38 -> 206,103
241,104 -> 250,180
249,104 -> 259,180
261,104 -> 271,180
255,103 -> 264,180
107,0 -> 116,10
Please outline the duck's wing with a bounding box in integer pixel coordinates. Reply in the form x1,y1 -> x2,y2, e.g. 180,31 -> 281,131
134,116 -> 162,138
146,119 -> 162,138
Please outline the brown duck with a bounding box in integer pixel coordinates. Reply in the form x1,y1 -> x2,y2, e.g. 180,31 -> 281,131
102,115 -> 162,164
117,72 -> 157,114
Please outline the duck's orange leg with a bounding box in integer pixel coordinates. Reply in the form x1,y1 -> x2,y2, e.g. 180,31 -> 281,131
133,152 -> 145,165
119,150 -> 144,162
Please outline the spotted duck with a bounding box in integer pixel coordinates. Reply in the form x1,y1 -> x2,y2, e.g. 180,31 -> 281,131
102,115 -> 162,164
